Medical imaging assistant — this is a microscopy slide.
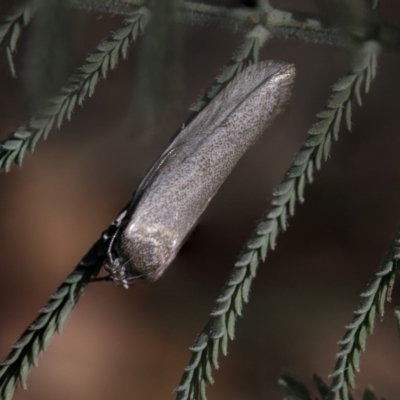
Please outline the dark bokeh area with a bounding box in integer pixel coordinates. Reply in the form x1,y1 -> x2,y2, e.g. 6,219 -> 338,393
0,1 -> 400,399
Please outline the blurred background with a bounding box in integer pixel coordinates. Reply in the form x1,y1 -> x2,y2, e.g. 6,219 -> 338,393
0,0 -> 400,399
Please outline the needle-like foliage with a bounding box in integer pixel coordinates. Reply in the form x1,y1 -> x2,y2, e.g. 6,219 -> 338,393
0,236 -> 107,400
279,372 -> 312,400
0,1 -> 397,399
328,228 -> 400,400
279,372 -> 385,400
0,204 -> 130,400
0,1 -> 37,77
175,42 -> 379,400
0,7 -> 150,172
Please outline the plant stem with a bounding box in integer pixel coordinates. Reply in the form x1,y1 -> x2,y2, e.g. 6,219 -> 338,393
71,0 -> 340,46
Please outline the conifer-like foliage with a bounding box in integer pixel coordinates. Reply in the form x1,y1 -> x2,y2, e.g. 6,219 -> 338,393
0,0 -> 399,399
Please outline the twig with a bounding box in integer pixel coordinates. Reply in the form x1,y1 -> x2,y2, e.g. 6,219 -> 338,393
179,2 -> 338,45
68,0 -> 146,15
71,0 -> 340,46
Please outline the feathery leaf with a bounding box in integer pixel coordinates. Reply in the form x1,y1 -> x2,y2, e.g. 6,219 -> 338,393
278,373 -> 312,400
0,7 -> 150,172
0,1 -> 37,77
0,237 -> 108,400
329,229 -> 400,400
176,41 -> 379,400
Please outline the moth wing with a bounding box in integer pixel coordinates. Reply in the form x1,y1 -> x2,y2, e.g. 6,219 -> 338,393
172,60 -> 294,147
119,61 -> 295,226
125,144 -> 181,217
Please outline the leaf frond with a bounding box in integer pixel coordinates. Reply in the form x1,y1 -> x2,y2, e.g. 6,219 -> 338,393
279,372 -> 383,400
0,7 -> 150,173
0,233 -> 111,400
0,1 -> 37,77
313,373 -> 330,399
328,230 -> 400,400
175,41 -> 379,400
278,372 -> 312,400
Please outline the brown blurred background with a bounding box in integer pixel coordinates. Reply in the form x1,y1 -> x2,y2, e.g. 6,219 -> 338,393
1,1 -> 400,399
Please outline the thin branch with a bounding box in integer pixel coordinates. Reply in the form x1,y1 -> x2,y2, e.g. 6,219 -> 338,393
0,7 -> 150,173
0,1 -> 37,77
180,2 -> 338,45
328,232 -> 400,399
71,0 -> 340,46
0,236 -> 108,400
71,1 -> 400,52
68,0 -> 146,15
175,41 -> 379,400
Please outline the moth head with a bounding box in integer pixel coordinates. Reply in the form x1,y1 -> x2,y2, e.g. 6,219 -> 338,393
110,224 -> 178,284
